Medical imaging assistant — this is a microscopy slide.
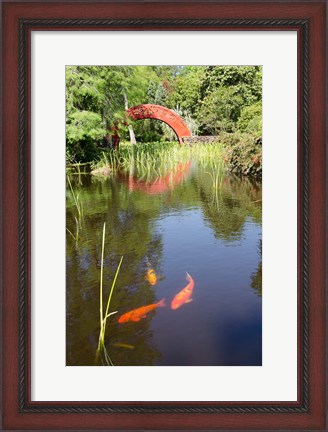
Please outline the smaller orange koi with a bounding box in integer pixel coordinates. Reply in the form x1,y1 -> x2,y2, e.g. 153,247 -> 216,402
171,273 -> 194,310
145,268 -> 157,286
118,298 -> 166,323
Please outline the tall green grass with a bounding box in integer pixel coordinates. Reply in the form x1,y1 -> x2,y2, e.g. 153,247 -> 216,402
206,159 -> 225,192
67,175 -> 83,220
91,141 -> 225,181
66,175 -> 84,246
204,159 -> 226,209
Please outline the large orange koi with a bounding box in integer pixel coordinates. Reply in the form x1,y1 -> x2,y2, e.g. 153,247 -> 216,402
118,298 -> 166,323
171,273 -> 194,310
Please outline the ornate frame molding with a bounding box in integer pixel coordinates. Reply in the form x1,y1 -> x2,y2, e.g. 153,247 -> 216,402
18,18 -> 309,414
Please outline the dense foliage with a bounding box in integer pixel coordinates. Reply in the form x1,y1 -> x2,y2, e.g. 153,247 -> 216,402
66,65 -> 262,177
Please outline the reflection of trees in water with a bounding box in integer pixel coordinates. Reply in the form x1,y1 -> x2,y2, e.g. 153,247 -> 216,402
107,317 -> 162,366
251,240 -> 262,297
199,188 -> 246,241
197,172 -> 262,242
66,177 -> 164,365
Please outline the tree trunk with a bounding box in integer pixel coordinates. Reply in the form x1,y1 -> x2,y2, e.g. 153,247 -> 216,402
123,92 -> 136,145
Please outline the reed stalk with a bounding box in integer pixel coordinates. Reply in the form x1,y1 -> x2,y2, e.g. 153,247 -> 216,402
67,175 -> 83,220
95,221 -> 124,365
99,222 -> 106,334
66,228 -> 76,241
206,159 -> 225,192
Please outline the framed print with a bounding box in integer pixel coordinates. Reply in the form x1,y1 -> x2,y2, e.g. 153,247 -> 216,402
1,1 -> 326,431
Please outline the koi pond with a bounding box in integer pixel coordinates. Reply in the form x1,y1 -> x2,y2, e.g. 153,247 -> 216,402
66,151 -> 262,366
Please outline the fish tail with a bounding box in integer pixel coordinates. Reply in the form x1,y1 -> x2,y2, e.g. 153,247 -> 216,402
185,272 -> 192,281
157,298 -> 166,308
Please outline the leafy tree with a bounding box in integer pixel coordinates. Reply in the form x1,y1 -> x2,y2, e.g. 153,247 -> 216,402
167,66 -> 205,114
197,87 -> 243,134
237,101 -> 262,136
66,66 -> 160,160
196,66 -> 262,134
66,66 -> 107,162
199,66 -> 262,103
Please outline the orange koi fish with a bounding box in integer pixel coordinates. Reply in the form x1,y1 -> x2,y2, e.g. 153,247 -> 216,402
145,268 -> 157,286
118,298 -> 166,323
171,273 -> 194,310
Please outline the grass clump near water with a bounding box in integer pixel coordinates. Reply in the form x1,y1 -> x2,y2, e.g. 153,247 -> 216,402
95,222 -> 124,366
206,158 -> 225,192
67,175 -> 84,220
66,175 -> 84,245
91,141 -> 225,180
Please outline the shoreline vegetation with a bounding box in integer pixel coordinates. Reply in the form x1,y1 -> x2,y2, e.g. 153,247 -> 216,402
66,65 -> 262,179
91,141 -> 224,176
89,133 -> 261,179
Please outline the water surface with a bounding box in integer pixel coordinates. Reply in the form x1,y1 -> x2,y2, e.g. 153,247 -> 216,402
66,161 -> 262,366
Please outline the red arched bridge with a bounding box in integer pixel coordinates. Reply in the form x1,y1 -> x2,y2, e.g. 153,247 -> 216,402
126,104 -> 191,144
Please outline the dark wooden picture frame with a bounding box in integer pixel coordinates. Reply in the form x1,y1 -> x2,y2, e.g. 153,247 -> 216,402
2,1 -> 326,430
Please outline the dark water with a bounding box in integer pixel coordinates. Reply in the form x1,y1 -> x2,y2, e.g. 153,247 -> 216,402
66,161 -> 262,366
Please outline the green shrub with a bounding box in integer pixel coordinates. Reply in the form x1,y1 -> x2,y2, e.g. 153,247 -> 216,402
222,132 -> 262,178
66,138 -> 102,163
